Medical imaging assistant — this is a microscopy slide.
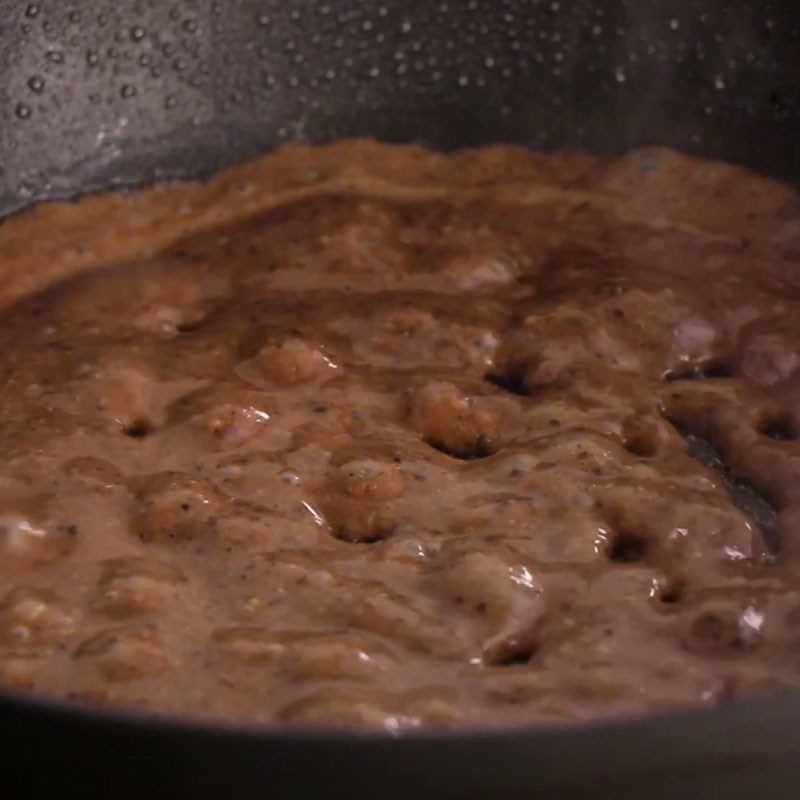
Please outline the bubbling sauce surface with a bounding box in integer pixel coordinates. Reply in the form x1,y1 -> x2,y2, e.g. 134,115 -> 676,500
0,141 -> 800,729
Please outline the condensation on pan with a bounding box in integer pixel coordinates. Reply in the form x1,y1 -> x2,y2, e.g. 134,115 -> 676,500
0,0 -> 798,213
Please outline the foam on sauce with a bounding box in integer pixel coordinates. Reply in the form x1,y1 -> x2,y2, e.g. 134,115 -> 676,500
0,141 -> 799,729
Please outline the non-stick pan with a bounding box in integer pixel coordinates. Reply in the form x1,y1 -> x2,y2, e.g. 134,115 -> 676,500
1,1 -> 799,797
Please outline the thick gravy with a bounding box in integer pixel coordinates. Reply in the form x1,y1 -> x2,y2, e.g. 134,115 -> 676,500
0,141 -> 799,729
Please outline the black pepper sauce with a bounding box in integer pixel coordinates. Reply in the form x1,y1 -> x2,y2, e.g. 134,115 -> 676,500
0,141 -> 798,729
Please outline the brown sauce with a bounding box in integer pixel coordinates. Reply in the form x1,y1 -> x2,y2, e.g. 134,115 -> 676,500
0,141 -> 799,730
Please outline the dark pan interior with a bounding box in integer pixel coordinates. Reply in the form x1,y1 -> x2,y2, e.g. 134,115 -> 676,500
0,0 -> 798,217
0,1 -> 799,798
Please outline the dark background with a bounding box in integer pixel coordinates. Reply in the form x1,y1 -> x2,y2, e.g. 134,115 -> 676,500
0,0 -> 798,217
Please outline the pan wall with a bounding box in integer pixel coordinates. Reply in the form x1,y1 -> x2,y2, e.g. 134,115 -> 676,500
0,0 -> 798,215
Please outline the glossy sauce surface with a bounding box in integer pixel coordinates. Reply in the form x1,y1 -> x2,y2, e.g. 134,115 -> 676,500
0,141 -> 800,729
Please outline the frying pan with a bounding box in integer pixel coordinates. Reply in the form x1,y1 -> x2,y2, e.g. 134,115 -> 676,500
1,1 -> 799,797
